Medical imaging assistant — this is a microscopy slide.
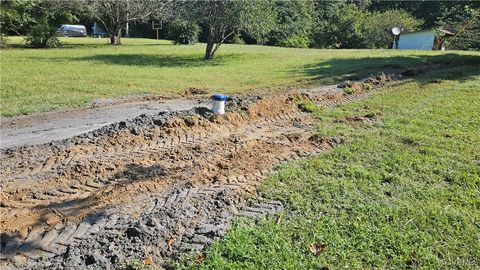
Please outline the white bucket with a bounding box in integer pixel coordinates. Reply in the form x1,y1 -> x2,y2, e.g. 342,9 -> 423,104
212,100 -> 225,115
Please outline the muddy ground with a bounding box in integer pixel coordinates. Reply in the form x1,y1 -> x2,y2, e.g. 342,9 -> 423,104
0,73 -> 399,269
0,97 -> 211,149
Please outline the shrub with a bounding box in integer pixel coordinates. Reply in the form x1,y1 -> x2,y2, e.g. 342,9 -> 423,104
230,35 -> 245,44
0,34 -> 7,49
168,20 -> 200,45
278,35 -> 310,48
25,23 -> 60,48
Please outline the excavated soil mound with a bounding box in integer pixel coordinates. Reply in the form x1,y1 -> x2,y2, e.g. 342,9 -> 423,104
0,73 -> 399,269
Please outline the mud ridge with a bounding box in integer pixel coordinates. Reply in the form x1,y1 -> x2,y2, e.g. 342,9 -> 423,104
0,72 -> 399,269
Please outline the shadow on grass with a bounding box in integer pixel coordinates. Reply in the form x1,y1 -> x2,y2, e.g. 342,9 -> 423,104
76,53 -> 234,67
5,42 -> 111,50
59,42 -> 175,49
294,53 -> 480,83
25,53 -> 244,68
5,39 -> 174,50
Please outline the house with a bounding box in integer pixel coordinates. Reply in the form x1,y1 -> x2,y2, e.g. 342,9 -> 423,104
395,29 -> 454,50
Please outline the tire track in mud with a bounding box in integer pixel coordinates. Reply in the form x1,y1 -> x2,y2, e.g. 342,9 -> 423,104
0,73 -> 399,269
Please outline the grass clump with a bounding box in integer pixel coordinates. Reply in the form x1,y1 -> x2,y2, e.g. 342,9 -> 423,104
184,65 -> 480,269
362,82 -> 373,90
343,87 -> 356,94
297,99 -> 318,113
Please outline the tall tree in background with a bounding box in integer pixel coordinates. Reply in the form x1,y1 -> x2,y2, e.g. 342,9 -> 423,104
0,0 -> 36,36
2,0 -> 84,48
435,3 -> 480,50
311,4 -> 366,48
310,2 -> 423,49
87,0 -> 169,45
1,0 -> 478,50
362,9 -> 422,48
268,0 -> 314,48
0,0 -> 36,47
177,0 -> 276,60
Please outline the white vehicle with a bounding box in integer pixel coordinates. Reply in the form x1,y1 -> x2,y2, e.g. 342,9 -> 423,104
58,24 -> 87,37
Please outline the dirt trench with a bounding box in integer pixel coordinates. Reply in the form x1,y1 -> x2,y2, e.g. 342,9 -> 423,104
0,73 -> 398,269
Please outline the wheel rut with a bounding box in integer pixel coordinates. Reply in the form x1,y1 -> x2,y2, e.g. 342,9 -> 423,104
0,72 -> 399,269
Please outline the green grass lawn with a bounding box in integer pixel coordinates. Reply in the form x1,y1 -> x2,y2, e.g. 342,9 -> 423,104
1,36 -> 479,116
174,65 -> 480,269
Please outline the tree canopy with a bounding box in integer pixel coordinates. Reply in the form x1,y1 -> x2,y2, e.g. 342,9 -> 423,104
1,0 -> 479,51
86,0 -> 168,45
175,0 -> 276,59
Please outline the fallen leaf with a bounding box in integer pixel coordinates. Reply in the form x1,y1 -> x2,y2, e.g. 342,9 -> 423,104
309,242 -> 327,256
167,237 -> 176,247
143,256 -> 155,265
194,252 -> 205,266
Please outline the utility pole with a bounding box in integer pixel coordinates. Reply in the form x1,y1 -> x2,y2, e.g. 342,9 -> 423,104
125,0 -> 130,38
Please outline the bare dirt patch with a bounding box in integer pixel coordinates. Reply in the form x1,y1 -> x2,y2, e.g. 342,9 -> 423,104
0,72 -> 400,269
183,87 -> 209,96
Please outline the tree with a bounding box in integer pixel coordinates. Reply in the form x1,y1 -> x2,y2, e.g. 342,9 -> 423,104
268,0 -> 314,48
176,0 -> 276,60
0,0 -> 81,48
362,9 -> 422,48
167,19 -> 200,45
1,0 -> 82,48
0,0 -> 37,36
435,3 -> 480,50
311,4 -> 366,48
87,0 -> 167,45
310,3 -> 422,49
0,0 -> 35,47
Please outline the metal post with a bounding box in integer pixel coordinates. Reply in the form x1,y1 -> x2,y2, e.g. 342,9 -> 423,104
125,0 -> 129,38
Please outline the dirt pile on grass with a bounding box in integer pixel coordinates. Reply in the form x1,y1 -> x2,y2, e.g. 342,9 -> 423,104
183,87 -> 209,96
0,72 -> 400,269
337,72 -> 399,92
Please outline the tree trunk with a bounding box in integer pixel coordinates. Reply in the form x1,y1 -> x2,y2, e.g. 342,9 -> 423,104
110,35 -> 122,45
110,28 -> 123,45
205,40 -> 215,60
204,29 -> 215,60
204,29 -> 233,60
